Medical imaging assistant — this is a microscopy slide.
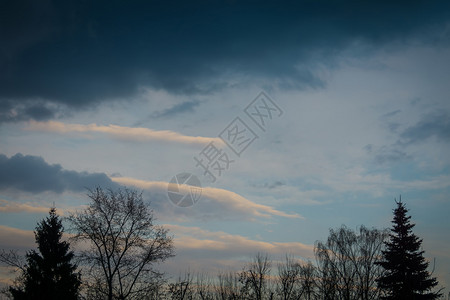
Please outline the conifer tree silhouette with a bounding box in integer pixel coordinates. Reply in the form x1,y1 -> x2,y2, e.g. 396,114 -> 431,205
377,198 -> 441,299
10,207 -> 81,300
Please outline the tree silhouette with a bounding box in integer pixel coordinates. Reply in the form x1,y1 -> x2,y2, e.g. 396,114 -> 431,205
9,207 -> 81,300
239,253 -> 273,300
315,225 -> 388,300
68,187 -> 174,300
376,199 -> 441,299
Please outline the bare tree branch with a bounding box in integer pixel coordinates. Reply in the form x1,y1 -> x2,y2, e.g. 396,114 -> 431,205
67,187 -> 174,300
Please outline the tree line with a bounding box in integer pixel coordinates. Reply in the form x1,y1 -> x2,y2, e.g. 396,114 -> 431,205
0,188 -> 442,299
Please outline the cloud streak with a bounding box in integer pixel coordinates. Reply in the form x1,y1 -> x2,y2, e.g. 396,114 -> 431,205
0,199 -> 51,214
152,100 -> 201,118
167,224 -> 313,257
159,224 -> 314,275
111,177 -> 302,220
400,111 -> 450,144
0,226 -> 34,250
27,120 -> 223,146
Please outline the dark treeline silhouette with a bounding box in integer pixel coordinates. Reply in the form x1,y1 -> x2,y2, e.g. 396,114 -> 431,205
0,189 -> 443,299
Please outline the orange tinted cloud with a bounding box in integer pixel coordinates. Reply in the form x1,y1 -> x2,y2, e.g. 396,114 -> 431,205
111,176 -> 302,220
0,225 -> 34,250
27,120 -> 224,146
0,199 -> 51,214
166,224 -> 313,258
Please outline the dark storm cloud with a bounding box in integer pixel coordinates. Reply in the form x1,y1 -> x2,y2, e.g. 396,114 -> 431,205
0,153 -> 118,193
400,111 -> 450,144
152,100 -> 201,118
1,0 -> 450,121
0,99 -> 66,122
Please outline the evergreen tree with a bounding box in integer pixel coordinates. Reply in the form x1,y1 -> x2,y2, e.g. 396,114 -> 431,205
376,198 -> 441,300
9,207 -> 81,300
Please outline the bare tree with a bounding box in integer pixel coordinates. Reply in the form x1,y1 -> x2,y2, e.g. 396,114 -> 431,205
168,272 -> 194,300
194,273 -> 214,300
356,226 -> 388,300
215,271 -> 242,300
276,255 -> 301,300
315,225 -> 387,300
276,256 -> 319,300
67,187 -> 174,300
315,251 -> 337,300
298,261 -> 318,300
239,253 -> 272,300
0,250 -> 26,272
0,249 -> 26,298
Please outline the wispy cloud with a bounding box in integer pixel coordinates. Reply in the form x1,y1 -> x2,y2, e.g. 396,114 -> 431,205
400,111 -> 450,144
111,177 -> 302,220
159,224 -> 314,274
364,144 -> 411,164
152,100 -> 201,118
27,120 -> 223,146
0,226 -> 34,250
0,199 -> 78,216
0,199 -> 51,214
167,224 -> 313,256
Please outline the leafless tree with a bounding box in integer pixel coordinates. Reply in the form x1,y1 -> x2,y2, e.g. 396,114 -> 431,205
168,272 -> 194,300
355,226 -> 388,300
215,271 -> 242,300
0,250 -> 26,272
315,252 -> 337,300
276,255 -> 301,300
0,249 -> 26,298
315,225 -> 387,300
194,273 -> 214,300
298,261 -> 318,300
239,253 -> 272,300
67,187 -> 174,300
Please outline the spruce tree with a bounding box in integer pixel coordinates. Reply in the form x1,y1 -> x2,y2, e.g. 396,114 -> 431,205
376,199 -> 441,300
9,207 -> 81,300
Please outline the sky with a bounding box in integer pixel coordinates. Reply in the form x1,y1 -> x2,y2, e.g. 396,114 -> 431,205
1,0 -> 450,293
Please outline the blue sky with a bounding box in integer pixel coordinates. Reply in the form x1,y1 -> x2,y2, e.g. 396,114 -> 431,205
1,0 -> 450,292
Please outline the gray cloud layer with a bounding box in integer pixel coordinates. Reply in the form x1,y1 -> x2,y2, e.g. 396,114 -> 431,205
1,0 -> 450,122
366,110 -> 450,164
152,100 -> 201,118
0,153 -> 117,193
400,111 -> 450,144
